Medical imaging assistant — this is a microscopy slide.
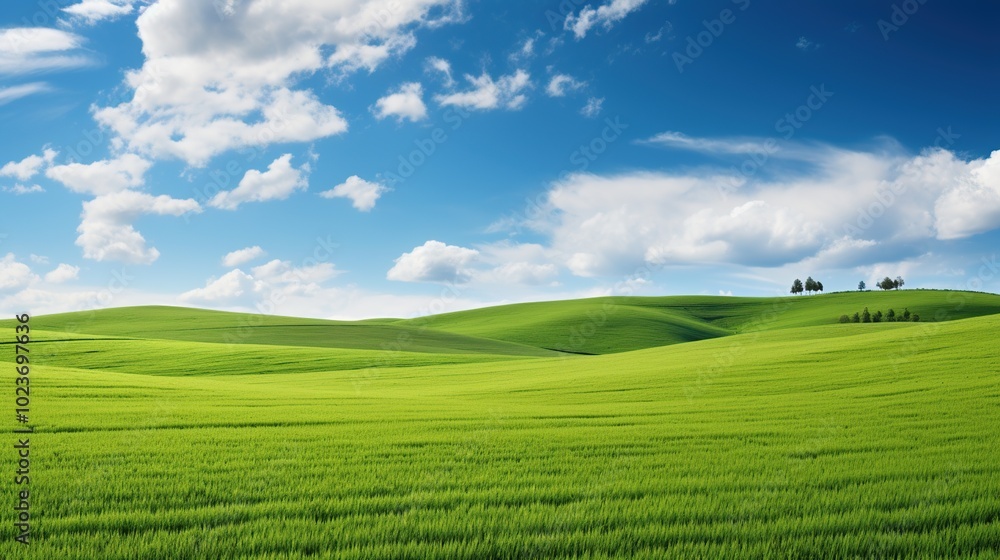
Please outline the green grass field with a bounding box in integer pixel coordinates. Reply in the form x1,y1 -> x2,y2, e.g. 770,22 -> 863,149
2,290 -> 999,558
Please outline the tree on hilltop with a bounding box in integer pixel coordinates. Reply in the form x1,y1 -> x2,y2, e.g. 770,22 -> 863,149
804,277 -> 817,294
858,280 -> 866,291
791,279 -> 804,295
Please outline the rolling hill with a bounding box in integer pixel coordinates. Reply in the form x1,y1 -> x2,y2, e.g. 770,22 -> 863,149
1,291 -> 998,558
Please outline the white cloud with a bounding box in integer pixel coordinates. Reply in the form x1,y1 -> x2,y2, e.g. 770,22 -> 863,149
63,0 -> 135,25
209,154 -> 309,210
320,176 -> 388,212
580,96 -> 604,118
565,0 -> 649,39
642,131 -> 777,155
546,74 -> 585,97
44,264 -> 80,284
2,184 -> 45,195
513,141 -> 1000,277
425,56 -> 455,87
178,269 -> 263,305
92,0 -> 464,166
29,255 -> 49,265
435,69 -> 532,111
77,191 -> 201,264
0,28 -> 92,75
481,262 -> 559,285
180,259 -> 340,305
222,246 -> 266,267
930,149 -> 1000,239
387,240 -> 480,283
46,154 -> 152,196
796,37 -> 819,51
251,259 -> 340,287
509,36 -> 538,63
1,149 -> 57,181
0,83 -> 52,105
0,254 -> 38,291
473,241 -> 560,285
372,82 -> 428,122
645,22 -> 672,43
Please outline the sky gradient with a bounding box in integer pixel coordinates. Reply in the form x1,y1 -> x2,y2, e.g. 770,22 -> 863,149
1,0 -> 998,319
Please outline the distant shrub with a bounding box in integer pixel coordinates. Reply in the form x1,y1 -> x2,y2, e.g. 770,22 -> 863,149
839,314 -> 850,323
911,314 -> 920,322
851,312 -> 860,323
862,307 -> 871,323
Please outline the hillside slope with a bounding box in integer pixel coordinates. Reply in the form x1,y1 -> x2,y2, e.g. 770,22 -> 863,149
396,290 -> 1000,354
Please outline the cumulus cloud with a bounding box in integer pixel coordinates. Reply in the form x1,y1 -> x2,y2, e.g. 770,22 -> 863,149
372,82 -> 428,122
1,149 -> 57,181
92,0 -> 464,166
0,254 -> 38,291
180,258 -> 340,305
319,176 -> 388,211
178,269 -> 263,305
425,56 -> 455,87
387,240 -> 480,283
44,264 -> 80,284
473,241 -> 560,285
929,149 -> 1000,239
46,154 -> 152,196
546,74 -> 585,97
209,154 -> 309,210
505,138 -> 1000,277
564,0 -> 649,39
251,259 -> 340,288
222,246 -> 266,267
77,191 -> 201,264
435,69 -> 532,111
62,0 -> 136,25
0,28 -> 93,75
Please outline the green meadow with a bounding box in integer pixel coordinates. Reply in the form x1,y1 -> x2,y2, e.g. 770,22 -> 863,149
2,290 -> 999,558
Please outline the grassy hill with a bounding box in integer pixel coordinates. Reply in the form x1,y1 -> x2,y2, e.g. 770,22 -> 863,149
396,290 -> 1000,353
1,295 -> 997,558
17,306 -> 560,357
13,290 -> 1000,359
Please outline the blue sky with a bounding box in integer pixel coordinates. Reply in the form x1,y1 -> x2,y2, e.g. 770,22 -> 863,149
1,0 -> 998,319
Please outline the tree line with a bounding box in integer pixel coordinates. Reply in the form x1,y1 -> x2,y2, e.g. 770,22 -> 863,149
790,276 -> 824,295
858,276 -> 905,291
791,275 -> 906,294
839,307 -> 919,323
